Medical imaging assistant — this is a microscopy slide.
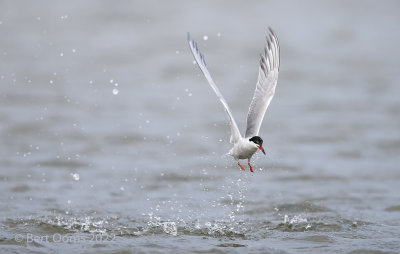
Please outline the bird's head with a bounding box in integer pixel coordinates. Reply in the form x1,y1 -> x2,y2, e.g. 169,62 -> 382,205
249,136 -> 265,155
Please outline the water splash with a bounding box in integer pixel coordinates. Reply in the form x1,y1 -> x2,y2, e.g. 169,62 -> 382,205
146,213 -> 178,236
284,214 -> 308,224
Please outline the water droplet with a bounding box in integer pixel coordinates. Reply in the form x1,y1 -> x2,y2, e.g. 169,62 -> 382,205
72,48 -> 76,53
112,88 -> 119,95
71,173 -> 80,181
203,35 -> 208,41
60,52 -> 64,57
67,200 -> 72,204
217,32 -> 221,37
109,79 -> 114,83
175,50 -> 180,54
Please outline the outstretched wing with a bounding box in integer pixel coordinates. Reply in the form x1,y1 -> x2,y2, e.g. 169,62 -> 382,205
245,28 -> 280,138
187,33 -> 242,144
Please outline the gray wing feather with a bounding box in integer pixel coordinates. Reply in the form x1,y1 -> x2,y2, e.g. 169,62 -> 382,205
187,33 -> 242,144
245,28 -> 280,138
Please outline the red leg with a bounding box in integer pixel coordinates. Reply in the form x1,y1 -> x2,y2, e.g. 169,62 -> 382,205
237,162 -> 244,170
248,162 -> 254,172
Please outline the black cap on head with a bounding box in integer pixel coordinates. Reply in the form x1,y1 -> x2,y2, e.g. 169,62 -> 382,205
249,136 -> 263,146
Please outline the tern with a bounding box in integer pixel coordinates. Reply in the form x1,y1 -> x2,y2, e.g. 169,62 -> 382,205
187,28 -> 280,172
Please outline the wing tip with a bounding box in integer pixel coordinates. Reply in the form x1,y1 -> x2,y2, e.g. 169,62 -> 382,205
260,27 -> 280,73
187,33 -> 207,67
267,27 -> 276,37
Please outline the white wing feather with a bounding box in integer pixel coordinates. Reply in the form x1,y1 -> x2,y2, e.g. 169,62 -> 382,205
245,28 -> 280,138
187,33 -> 242,144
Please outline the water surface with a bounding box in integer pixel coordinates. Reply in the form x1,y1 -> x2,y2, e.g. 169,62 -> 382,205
1,1 -> 400,253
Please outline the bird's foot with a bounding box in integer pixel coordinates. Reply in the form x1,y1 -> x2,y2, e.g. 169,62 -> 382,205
248,162 -> 254,173
237,162 -> 244,170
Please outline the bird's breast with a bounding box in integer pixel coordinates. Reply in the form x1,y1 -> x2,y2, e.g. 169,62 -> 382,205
229,139 -> 258,160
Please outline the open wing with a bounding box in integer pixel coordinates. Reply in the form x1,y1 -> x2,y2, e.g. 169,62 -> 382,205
245,28 -> 280,138
187,33 -> 242,144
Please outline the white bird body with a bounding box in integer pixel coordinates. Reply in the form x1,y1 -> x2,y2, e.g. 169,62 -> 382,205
229,138 -> 259,160
188,28 -> 280,172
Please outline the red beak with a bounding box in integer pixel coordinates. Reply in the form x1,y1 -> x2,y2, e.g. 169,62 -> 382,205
258,146 -> 266,155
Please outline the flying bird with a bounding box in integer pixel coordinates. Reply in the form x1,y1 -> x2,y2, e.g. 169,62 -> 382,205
187,28 -> 280,172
